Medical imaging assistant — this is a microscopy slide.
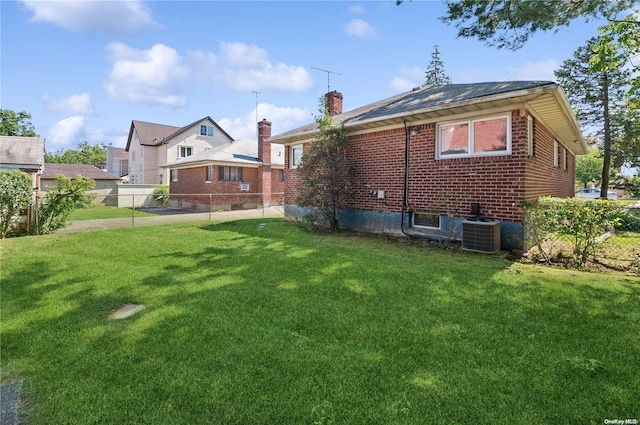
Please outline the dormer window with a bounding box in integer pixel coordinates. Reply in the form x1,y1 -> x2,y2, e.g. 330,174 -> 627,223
200,125 -> 214,137
180,146 -> 193,158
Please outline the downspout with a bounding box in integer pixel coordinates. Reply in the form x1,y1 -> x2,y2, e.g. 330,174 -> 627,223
401,120 -> 412,236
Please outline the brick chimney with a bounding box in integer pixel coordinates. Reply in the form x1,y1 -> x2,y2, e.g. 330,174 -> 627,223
257,118 -> 272,207
258,118 -> 272,164
324,90 -> 343,116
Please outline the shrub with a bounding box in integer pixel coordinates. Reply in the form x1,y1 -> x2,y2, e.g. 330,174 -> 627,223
524,197 -> 623,266
35,175 -> 95,234
153,185 -> 170,207
0,170 -> 33,238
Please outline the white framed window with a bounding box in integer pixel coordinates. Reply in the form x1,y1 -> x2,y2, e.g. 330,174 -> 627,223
527,115 -> 534,157
205,165 -> 212,182
179,146 -> 193,158
412,213 -> 440,229
436,114 -> 511,159
554,140 -> 559,167
219,166 -> 243,181
200,125 -> 214,136
171,169 -> 178,182
290,145 -> 303,168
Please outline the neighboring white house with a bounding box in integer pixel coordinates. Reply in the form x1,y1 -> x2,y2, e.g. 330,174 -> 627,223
106,146 -> 129,178
125,117 -> 234,184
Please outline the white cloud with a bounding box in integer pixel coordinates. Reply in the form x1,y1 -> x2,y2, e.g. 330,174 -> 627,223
218,103 -> 312,140
41,93 -> 93,115
389,67 -> 423,92
505,60 -> 560,82
47,116 -> 86,148
20,0 -> 159,36
345,19 -> 375,39
104,42 -> 189,107
189,42 -> 314,92
87,129 -> 129,148
348,5 -> 364,15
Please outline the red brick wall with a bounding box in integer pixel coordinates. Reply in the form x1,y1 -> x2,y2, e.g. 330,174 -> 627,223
170,165 -> 261,207
271,169 -> 284,204
525,120 -> 576,200
283,110 -> 575,223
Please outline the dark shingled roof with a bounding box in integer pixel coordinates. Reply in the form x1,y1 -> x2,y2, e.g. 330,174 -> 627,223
270,81 -> 558,142
42,164 -> 121,180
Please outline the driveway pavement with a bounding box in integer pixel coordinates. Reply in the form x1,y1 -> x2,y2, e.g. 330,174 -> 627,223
58,206 -> 284,233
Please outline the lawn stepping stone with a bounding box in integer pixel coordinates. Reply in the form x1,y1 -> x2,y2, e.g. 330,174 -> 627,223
109,304 -> 145,320
1,381 -> 22,425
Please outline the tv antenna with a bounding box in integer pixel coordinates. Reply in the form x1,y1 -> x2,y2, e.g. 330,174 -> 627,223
311,67 -> 341,93
250,90 -> 261,137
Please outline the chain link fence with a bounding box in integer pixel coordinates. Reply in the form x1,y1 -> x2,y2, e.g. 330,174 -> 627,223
53,193 -> 285,233
523,200 -> 640,273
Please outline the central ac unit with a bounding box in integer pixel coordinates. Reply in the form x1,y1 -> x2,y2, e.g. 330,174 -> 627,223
462,218 -> 501,253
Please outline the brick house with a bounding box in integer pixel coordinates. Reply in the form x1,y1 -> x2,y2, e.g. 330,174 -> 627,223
269,82 -> 587,251
125,117 -> 234,185
163,119 -> 284,211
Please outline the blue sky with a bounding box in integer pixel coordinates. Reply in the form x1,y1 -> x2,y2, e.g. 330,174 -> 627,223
1,1 -> 614,152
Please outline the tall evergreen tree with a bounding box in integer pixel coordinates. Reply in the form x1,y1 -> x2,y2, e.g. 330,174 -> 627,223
425,45 -> 452,86
555,32 -> 638,198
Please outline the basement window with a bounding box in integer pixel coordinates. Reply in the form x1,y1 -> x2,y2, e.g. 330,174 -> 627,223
412,213 -> 440,229
436,114 -> 511,159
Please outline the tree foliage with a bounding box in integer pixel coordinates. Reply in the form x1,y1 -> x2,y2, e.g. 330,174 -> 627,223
295,100 -> 355,232
36,175 -> 95,234
0,170 -> 33,238
0,109 -> 38,137
396,0 -> 635,50
575,147 -> 604,188
45,141 -> 107,165
425,45 -> 452,86
555,33 -> 638,198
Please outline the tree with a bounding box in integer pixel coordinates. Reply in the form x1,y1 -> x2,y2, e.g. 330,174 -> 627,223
45,141 -> 107,165
554,34 -> 637,198
0,109 -> 38,137
36,175 -> 95,234
425,45 -> 452,86
0,170 -> 33,238
396,0 -> 635,50
576,147 -> 604,188
295,99 -> 355,232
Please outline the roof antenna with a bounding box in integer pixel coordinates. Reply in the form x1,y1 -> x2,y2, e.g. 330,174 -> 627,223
311,67 -> 341,94
250,90 -> 260,137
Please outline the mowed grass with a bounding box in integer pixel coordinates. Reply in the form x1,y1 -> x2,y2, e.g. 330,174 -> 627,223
67,206 -> 158,220
1,218 -> 639,424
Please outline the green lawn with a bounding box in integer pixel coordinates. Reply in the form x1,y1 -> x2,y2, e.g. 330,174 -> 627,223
1,218 -> 638,424
68,206 -> 158,220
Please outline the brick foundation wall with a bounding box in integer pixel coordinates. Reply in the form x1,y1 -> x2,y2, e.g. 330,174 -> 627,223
283,110 -> 576,224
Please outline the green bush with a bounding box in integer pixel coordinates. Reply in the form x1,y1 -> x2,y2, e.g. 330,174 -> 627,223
35,175 -> 95,234
524,196 -> 623,266
0,170 -> 33,238
153,185 -> 169,207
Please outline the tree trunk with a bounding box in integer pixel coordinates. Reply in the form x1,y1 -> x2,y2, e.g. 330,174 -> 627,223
600,73 -> 611,199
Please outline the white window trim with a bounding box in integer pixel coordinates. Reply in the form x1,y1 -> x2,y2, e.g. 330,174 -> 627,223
436,113 -> 512,159
290,144 -> 303,169
527,115 -> 534,157
562,147 -> 567,171
179,145 -> 193,158
554,140 -> 559,167
171,169 -> 178,182
200,125 -> 214,137
205,165 -> 212,183
412,213 -> 441,230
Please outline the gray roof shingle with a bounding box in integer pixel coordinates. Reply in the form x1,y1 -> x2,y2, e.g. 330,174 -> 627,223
41,164 -> 121,180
